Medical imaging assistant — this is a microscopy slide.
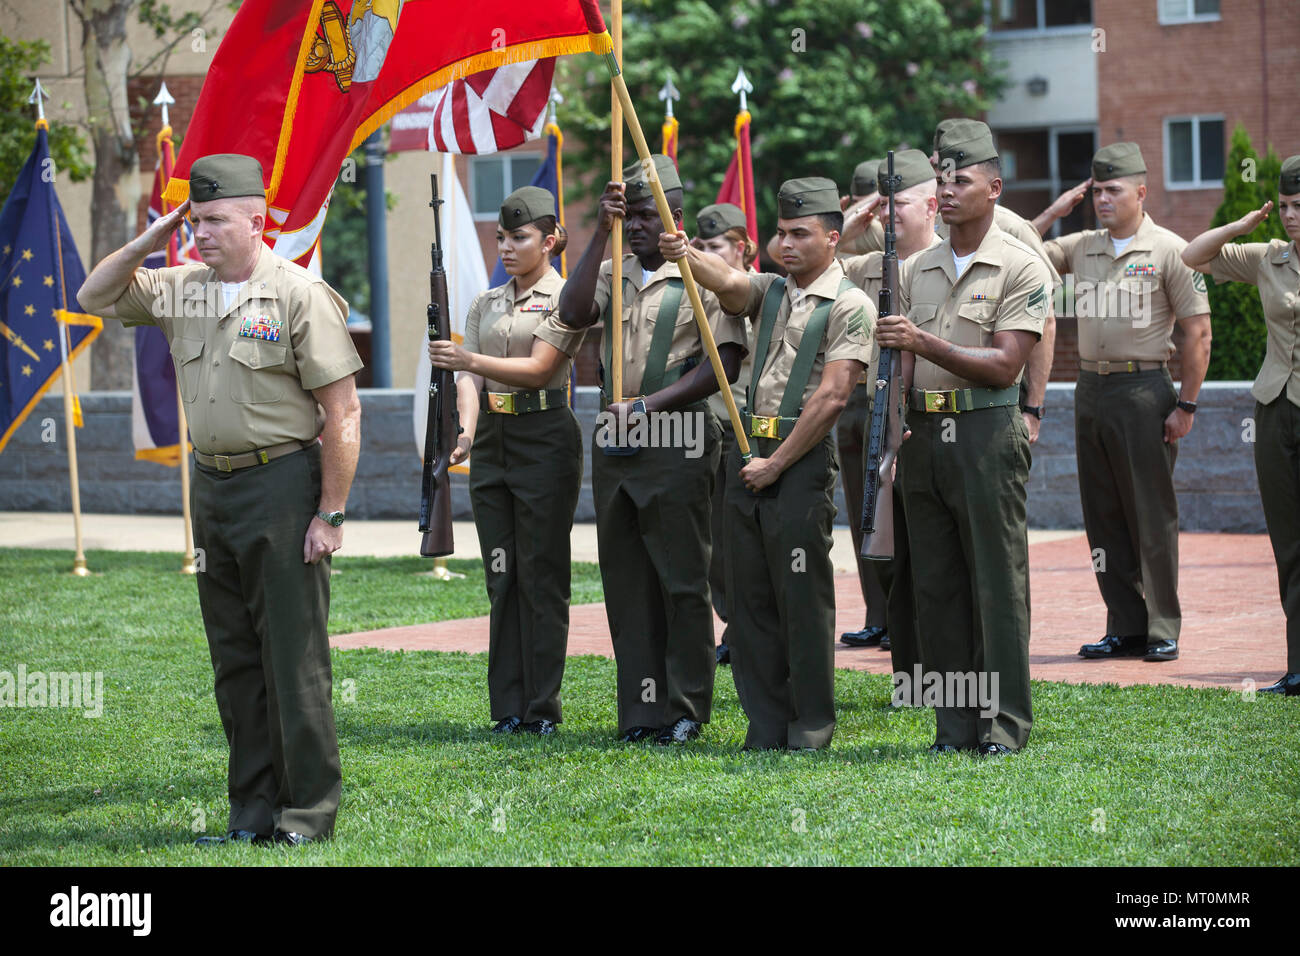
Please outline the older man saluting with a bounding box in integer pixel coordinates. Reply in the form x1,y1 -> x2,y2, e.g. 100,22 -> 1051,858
79,154 -> 363,846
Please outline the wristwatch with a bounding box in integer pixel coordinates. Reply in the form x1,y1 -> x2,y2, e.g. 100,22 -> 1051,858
1177,400 -> 1198,414
316,510 -> 345,527
631,397 -> 648,416
1020,404 -> 1045,420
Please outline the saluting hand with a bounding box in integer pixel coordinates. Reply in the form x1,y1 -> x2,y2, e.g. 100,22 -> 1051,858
875,313 -> 922,352
841,194 -> 884,244
1232,201 -> 1273,237
132,199 -> 191,257
659,229 -> 689,262
429,340 -> 471,371
1046,179 -> 1091,220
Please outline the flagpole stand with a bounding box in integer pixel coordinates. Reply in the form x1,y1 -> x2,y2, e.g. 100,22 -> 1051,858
418,557 -> 465,581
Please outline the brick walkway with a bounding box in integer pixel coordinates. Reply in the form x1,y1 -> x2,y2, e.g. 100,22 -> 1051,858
331,532 -> 1290,691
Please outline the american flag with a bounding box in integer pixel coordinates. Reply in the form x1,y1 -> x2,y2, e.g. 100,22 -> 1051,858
390,59 -> 556,155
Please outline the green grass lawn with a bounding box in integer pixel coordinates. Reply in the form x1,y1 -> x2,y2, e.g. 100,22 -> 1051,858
1,547 -> 1296,866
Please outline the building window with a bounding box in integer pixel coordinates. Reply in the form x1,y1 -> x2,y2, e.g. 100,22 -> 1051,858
1158,0 -> 1220,24
471,154 -> 542,220
990,0 -> 1091,32
1164,116 -> 1225,189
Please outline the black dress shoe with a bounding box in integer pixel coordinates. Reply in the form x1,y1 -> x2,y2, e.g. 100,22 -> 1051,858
1258,673 -> 1300,696
1143,639 -> 1179,662
840,626 -> 887,647
271,830 -> 312,847
879,632 -> 891,651
976,742 -> 1015,757
927,743 -> 964,754
716,642 -> 730,665
618,726 -> 658,743
656,717 -> 702,744
491,715 -> 522,734
520,719 -> 557,735
194,828 -> 262,847
1078,634 -> 1147,659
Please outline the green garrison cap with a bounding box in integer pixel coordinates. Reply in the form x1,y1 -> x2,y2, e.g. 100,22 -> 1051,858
878,149 -> 935,194
622,154 -> 681,203
695,203 -> 747,239
188,153 -> 265,201
933,118 -> 963,153
1092,142 -> 1146,181
1280,155 -> 1300,195
499,186 -> 555,228
851,159 -> 883,197
935,119 -> 998,170
778,177 -> 841,218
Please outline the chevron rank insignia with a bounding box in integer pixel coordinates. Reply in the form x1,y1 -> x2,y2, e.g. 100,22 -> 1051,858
846,307 -> 870,342
1026,284 -> 1048,319
1193,272 -> 1207,294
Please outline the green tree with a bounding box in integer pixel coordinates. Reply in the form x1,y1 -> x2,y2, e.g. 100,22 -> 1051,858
0,37 -> 92,198
322,145 -> 397,318
557,0 -> 1003,235
1205,125 -> 1286,381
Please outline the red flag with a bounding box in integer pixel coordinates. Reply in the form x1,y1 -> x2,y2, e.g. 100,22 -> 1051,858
716,110 -> 758,251
165,0 -> 611,266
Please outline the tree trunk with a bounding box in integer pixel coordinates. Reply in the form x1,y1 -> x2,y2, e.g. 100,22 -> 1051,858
79,0 -> 139,391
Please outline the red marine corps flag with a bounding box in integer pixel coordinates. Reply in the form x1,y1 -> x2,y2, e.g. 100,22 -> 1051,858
164,0 -> 612,267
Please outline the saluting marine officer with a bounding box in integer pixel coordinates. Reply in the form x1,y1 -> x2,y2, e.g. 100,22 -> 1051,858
559,155 -> 745,744
429,186 -> 584,735
78,154 -> 363,844
663,177 -> 875,750
694,202 -> 759,666
1182,154 -> 1300,696
876,122 -> 1050,755
838,150 -> 941,683
1038,143 -> 1212,663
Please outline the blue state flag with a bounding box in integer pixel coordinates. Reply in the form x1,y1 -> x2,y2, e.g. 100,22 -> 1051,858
488,128 -> 563,289
0,125 -> 101,454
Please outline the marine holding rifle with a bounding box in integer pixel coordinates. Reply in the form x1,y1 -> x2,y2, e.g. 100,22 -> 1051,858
661,177 -> 875,751
429,186 -> 586,736
875,122 -> 1049,755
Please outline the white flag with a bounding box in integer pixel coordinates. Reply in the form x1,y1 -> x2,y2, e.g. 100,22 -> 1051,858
413,152 -> 489,462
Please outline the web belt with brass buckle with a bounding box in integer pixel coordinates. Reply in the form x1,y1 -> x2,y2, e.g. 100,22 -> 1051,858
908,385 -> 1021,414
744,412 -> 798,441
1079,359 -> 1166,375
481,388 -> 568,415
195,439 -> 315,473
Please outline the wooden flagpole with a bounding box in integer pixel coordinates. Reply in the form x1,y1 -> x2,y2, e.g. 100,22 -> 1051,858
609,0 -> 624,403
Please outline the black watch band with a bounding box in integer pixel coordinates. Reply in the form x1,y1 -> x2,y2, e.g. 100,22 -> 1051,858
1177,400 -> 1197,414
632,398 -> 648,416
1020,404 -> 1044,420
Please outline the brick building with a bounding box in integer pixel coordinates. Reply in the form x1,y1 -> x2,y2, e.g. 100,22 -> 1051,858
986,0 -> 1300,380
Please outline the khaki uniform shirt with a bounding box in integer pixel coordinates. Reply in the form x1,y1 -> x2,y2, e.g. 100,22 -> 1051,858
707,266 -> 760,429
843,232 -> 944,387
1208,239 -> 1300,405
1043,213 -> 1209,362
938,205 -> 1062,290
114,247 -> 363,454
739,259 -> 875,417
900,223 -> 1049,391
594,254 -> 745,398
463,268 -> 584,393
